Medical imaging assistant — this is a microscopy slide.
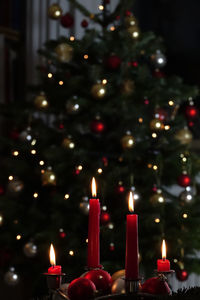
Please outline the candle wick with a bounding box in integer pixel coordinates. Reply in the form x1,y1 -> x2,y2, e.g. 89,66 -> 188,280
162,257 -> 166,261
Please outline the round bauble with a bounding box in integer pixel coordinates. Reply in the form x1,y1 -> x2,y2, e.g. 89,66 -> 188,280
66,96 -> 80,114
155,108 -> 168,121
111,277 -> 125,294
19,127 -> 32,142
48,3 -> 62,20
141,277 -> 170,295
106,55 -> 121,70
121,79 -> 135,95
79,200 -> 89,215
176,269 -> 189,282
83,269 -> 112,295
150,190 -> 165,205
179,189 -> 194,205
41,168 -> 56,186
111,269 -> 125,282
55,43 -> 73,63
177,173 -> 191,187
116,184 -> 125,194
90,119 -> 105,134
127,25 -> 140,39
91,83 -> 106,99
60,12 -> 74,28
125,15 -> 137,27
185,105 -> 198,119
150,118 -> 164,131
8,178 -> 24,193
175,128 -> 192,145
23,242 -> 37,257
68,277 -> 96,300
62,137 -> 75,149
121,134 -> 135,149
81,19 -> 89,28
34,92 -> 49,109
100,212 -> 110,225
4,268 -> 19,286
151,50 -> 167,68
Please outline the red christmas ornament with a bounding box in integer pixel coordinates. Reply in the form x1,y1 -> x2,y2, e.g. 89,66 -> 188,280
102,156 -> 108,166
188,121 -> 194,127
116,15 -> 120,20
141,277 -> 171,295
60,13 -> 74,28
81,19 -> 88,28
185,105 -> 198,119
59,231 -> 66,239
100,212 -> 110,225
125,10 -> 132,16
144,98 -> 149,105
90,120 -> 105,134
116,184 -> 125,194
68,277 -> 96,300
176,269 -> 189,282
153,69 -> 165,78
106,55 -> 121,70
177,174 -> 191,187
155,108 -> 168,121
59,123 -> 64,130
109,243 -> 115,251
0,185 -> 5,195
83,269 -> 112,294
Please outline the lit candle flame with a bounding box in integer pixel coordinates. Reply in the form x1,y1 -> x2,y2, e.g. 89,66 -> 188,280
50,244 -> 56,266
162,239 -> 167,260
128,191 -> 134,212
91,177 -> 97,197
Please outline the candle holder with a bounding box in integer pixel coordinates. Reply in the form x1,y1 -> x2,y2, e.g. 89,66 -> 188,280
44,273 -> 66,290
125,278 -> 140,294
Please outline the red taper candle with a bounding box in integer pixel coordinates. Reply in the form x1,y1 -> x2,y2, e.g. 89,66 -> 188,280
157,239 -> 170,272
125,191 -> 139,280
87,177 -> 100,269
48,244 -> 62,274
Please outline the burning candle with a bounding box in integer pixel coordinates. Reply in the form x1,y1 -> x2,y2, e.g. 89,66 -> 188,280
48,244 -> 62,274
157,239 -> 170,272
125,191 -> 139,280
87,177 -> 100,269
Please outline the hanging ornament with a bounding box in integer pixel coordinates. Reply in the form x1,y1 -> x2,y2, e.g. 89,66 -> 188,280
111,277 -> 125,294
91,83 -> 106,99
60,12 -> 74,28
177,173 -> 191,187
125,15 -> 137,27
23,242 -> 38,257
66,96 -> 81,114
151,50 -> 167,68
175,128 -> 192,145
116,182 -> 125,194
155,108 -> 168,121
90,117 -> 105,134
19,126 -> 33,142
55,43 -> 73,63
4,267 -> 20,286
62,136 -> 75,149
105,54 -> 121,70
59,228 -> 66,239
150,189 -> 165,205
100,211 -> 110,225
150,118 -> 164,131
179,188 -> 194,206
121,132 -> 135,149
41,167 -> 56,186
153,69 -> 165,78
0,185 -> 5,195
141,277 -> 170,295
109,242 -> 115,251
121,79 -> 135,95
176,269 -> 189,282
185,104 -> 198,119
34,92 -> 49,109
83,269 -> 112,295
48,3 -> 62,20
68,277 -> 96,300
81,19 -> 89,28
7,178 -> 24,193
127,26 -> 140,39
79,197 -> 89,215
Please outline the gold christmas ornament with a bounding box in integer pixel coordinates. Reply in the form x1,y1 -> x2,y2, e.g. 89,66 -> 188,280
150,189 -> 165,205
62,137 -> 75,149
111,277 -> 125,294
125,15 -> 137,27
23,242 -> 38,257
121,79 -> 135,95
55,43 -> 73,63
150,118 -> 164,131
121,134 -> 135,149
127,26 -> 140,39
111,269 -> 125,282
34,92 -> 49,109
41,168 -> 56,186
48,3 -> 62,20
175,128 -> 193,145
4,268 -> 19,286
91,83 -> 106,99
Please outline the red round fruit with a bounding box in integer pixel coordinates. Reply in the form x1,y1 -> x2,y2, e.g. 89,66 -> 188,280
185,105 -> 198,119
81,19 -> 88,28
90,120 -> 105,134
177,174 -> 191,187
60,13 -> 74,28
68,277 -> 96,300
83,269 -> 112,294
100,212 -> 110,225
141,277 -> 170,295
176,269 -> 189,282
106,55 -> 121,70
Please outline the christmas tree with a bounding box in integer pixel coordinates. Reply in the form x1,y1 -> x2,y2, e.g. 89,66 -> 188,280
0,0 -> 200,296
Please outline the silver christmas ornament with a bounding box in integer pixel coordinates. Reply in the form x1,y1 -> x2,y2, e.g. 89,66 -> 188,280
23,242 -> 38,257
4,267 -> 19,286
8,178 -> 24,193
111,277 -> 125,294
152,50 -> 167,68
66,96 -> 80,114
19,126 -> 33,142
179,188 -> 194,205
